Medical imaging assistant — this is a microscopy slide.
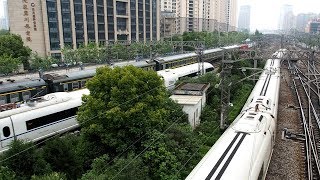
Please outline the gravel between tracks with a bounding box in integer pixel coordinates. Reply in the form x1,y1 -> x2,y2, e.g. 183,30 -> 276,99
266,67 -> 304,180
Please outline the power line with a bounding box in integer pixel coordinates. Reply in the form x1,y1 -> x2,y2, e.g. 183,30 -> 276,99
0,82 -> 174,163
111,83 -> 219,179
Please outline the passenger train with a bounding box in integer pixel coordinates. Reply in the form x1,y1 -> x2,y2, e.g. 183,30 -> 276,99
0,62 -> 213,153
0,45 -> 241,106
186,49 -> 286,180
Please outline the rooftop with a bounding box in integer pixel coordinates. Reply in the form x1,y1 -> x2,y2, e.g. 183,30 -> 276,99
173,82 -> 210,96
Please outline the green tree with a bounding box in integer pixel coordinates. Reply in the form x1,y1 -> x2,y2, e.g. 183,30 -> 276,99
0,29 -> 9,36
77,66 -> 172,154
0,54 -> 20,75
42,136 -> 83,179
29,53 -> 55,71
0,140 -> 51,179
0,34 -> 31,69
0,166 -> 16,179
31,172 -> 67,180
82,154 -> 150,180
61,45 -> 78,65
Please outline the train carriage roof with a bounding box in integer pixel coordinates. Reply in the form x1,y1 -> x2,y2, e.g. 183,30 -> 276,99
155,52 -> 197,63
112,59 -> 155,68
43,69 -> 97,83
203,48 -> 223,54
0,78 -> 46,93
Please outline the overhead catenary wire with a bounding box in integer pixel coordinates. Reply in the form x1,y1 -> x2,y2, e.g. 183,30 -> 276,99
0,81 -> 175,163
110,83 -> 219,179
0,69 -> 214,167
175,125 -> 220,175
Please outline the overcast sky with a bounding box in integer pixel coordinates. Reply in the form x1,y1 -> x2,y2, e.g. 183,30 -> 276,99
239,0 -> 320,31
0,0 -> 5,18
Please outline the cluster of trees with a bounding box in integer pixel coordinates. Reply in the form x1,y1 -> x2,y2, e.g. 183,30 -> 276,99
0,33 -> 31,74
1,31 -> 251,74
0,56 -> 260,178
60,31 -> 250,65
170,31 -> 250,48
0,32 -> 59,74
296,33 -> 320,49
0,58 -> 260,179
61,41 -> 174,65
0,66 -> 221,179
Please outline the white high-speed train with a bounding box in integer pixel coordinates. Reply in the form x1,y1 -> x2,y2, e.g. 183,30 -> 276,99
157,62 -> 214,89
186,50 -> 286,180
0,88 -> 90,153
0,62 -> 213,153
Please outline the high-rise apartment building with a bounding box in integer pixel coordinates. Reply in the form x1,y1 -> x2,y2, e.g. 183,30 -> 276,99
237,5 -> 250,32
296,13 -> 318,32
161,0 -> 237,35
306,19 -> 320,34
228,0 -> 237,31
279,4 -> 294,32
8,0 -> 160,57
0,18 -> 6,30
0,0 -> 8,30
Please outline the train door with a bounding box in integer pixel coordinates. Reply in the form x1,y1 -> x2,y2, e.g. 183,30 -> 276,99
0,117 -> 15,148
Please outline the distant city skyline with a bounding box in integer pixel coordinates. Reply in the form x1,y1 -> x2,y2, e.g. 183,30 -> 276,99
239,0 -> 320,31
0,0 -> 5,18
2,0 -> 320,31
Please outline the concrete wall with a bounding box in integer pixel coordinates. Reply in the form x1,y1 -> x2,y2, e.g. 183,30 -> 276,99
8,0 -> 47,56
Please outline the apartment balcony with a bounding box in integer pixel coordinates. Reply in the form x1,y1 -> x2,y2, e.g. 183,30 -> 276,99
117,29 -> 129,34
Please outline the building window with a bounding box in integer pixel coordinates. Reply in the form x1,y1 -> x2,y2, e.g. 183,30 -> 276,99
61,0 -> 73,46
86,0 -> 95,42
117,18 -> 127,31
74,2 -> 84,44
116,1 -> 127,15
47,0 -> 60,50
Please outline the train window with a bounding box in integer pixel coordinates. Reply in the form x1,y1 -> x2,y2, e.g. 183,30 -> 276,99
2,126 -> 10,137
0,95 -> 6,105
206,67 -> 214,72
54,85 -> 60,92
259,116 -> 263,122
81,80 -> 86,87
10,93 -> 19,103
72,82 -> 79,89
26,107 -> 78,130
63,84 -> 68,92
22,91 -> 31,101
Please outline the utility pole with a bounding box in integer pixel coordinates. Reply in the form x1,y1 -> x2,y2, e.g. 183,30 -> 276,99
196,47 -> 204,78
220,50 -> 233,129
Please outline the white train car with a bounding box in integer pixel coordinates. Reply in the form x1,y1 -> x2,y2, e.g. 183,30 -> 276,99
0,89 -> 89,153
157,62 -> 214,89
0,62 -> 214,153
186,50 -> 284,180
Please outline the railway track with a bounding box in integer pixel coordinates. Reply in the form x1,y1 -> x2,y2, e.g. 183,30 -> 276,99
288,59 -> 320,180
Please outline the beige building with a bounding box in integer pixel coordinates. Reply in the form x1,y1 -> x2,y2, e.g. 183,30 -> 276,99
160,0 -> 238,36
8,0 -> 161,58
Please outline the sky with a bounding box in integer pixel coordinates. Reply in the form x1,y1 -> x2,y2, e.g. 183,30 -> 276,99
239,0 -> 320,31
0,0 -> 5,18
